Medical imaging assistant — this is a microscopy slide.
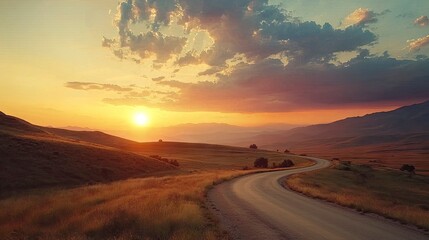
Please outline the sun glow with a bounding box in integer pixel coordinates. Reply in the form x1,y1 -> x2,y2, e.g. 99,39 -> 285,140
133,112 -> 150,126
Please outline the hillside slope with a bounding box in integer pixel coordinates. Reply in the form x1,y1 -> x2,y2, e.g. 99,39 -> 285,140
0,112 -> 175,194
259,100 -> 429,173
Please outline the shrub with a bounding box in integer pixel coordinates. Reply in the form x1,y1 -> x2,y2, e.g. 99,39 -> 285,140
400,164 -> 415,177
284,149 -> 290,153
249,144 -> 258,149
254,157 -> 268,168
158,139 -> 163,142
279,159 -> 294,168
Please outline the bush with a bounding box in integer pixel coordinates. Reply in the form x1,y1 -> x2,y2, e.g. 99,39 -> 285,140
279,159 -> 294,168
249,144 -> 258,149
400,164 -> 415,177
254,157 -> 268,168
284,149 -> 290,153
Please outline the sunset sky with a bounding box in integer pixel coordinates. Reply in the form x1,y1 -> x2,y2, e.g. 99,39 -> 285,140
1,0 -> 429,139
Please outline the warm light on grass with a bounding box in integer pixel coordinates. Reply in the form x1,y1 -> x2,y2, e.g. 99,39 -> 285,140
287,164 -> 429,230
133,112 -> 150,126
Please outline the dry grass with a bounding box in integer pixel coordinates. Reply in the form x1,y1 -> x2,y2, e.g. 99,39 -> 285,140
287,163 -> 429,230
0,170 -> 250,240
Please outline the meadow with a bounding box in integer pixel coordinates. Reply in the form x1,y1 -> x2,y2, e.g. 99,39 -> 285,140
287,162 -> 429,230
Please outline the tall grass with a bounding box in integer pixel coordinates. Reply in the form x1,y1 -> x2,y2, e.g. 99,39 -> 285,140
0,171 -> 243,240
287,164 -> 429,230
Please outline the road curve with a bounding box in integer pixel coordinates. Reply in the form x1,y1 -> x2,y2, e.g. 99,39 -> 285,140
208,157 -> 429,240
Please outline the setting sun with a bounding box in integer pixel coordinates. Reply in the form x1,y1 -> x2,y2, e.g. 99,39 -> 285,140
133,112 -> 150,126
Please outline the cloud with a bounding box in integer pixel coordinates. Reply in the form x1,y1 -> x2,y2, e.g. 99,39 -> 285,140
407,35 -> 429,51
65,82 -> 133,92
99,55 -> 429,112
342,8 -> 389,27
152,76 -> 165,81
414,16 -> 429,27
104,0 -> 377,67
85,1 -> 429,113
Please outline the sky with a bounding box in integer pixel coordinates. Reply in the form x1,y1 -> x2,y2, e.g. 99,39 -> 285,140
1,0 -> 429,140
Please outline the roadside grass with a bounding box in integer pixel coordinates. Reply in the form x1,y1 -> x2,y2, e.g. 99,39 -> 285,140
0,170 -> 247,240
287,162 -> 429,230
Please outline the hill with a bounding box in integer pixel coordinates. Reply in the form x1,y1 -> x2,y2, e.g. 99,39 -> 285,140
258,100 -> 429,173
0,112 -> 176,195
0,112 -> 308,195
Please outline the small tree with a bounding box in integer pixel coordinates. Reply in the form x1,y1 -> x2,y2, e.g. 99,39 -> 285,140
284,149 -> 290,153
254,157 -> 268,168
158,139 -> 163,142
249,144 -> 258,149
400,164 -> 415,177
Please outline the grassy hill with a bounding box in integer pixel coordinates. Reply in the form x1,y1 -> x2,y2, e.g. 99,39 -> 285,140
256,101 -> 429,174
0,112 -> 176,195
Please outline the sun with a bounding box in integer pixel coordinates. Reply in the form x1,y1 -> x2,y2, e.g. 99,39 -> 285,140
133,112 -> 150,126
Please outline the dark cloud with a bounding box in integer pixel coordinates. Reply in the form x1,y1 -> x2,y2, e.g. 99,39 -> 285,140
101,56 -> 429,112
65,82 -> 133,92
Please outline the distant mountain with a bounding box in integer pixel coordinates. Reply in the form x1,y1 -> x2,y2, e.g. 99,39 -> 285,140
134,122 -> 301,146
284,100 -> 429,141
258,100 -> 429,147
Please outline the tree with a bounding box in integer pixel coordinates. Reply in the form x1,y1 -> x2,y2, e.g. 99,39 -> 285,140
400,164 -> 415,177
254,157 -> 268,168
249,144 -> 258,149
158,139 -> 163,142
284,149 -> 290,153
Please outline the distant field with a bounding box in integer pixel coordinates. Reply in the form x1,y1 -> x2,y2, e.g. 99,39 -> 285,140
286,143 -> 429,175
133,142 -> 309,170
287,162 -> 429,230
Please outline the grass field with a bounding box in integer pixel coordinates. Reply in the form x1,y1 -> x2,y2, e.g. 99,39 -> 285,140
287,162 -> 429,230
0,166 -> 309,240
133,142 -> 309,170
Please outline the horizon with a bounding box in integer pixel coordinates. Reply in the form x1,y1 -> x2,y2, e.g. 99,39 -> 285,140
1,0 -> 429,141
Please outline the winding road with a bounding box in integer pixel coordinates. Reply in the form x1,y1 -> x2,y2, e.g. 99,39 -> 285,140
208,157 -> 429,240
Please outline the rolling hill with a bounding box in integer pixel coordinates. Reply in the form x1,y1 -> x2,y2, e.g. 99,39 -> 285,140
257,100 -> 429,173
1,112 -> 307,195
0,112 -> 176,195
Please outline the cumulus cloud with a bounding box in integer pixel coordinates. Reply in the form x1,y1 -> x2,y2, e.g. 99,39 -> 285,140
407,35 -> 429,51
65,82 -> 133,92
414,16 -> 429,27
104,0 -> 377,67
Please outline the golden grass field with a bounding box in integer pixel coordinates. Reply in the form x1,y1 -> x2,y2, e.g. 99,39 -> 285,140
0,171 -> 246,240
0,165 -> 312,240
287,162 -> 429,230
